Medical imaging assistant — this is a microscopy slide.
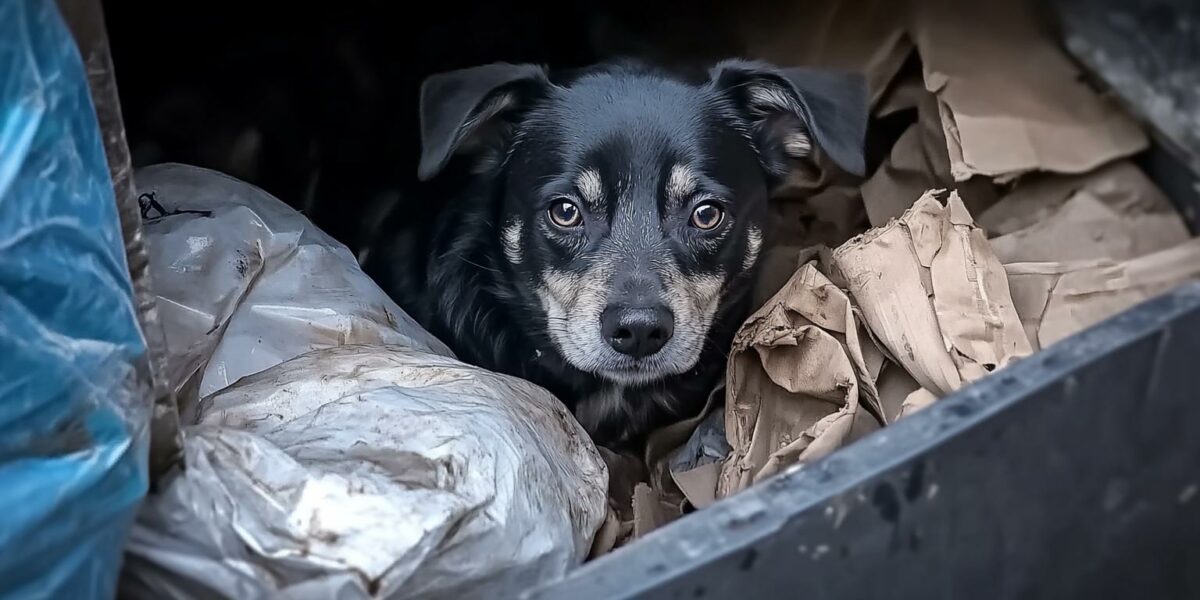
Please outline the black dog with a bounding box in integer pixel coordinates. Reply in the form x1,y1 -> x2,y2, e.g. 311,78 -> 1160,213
364,58 -> 867,451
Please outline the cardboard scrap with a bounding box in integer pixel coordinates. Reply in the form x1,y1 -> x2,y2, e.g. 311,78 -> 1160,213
719,262 -> 885,498
589,386 -> 727,555
831,190 -> 1033,397
979,161 -> 1191,264
1006,238 -> 1200,351
912,0 -> 1148,182
671,462 -> 721,510
860,89 -> 999,226
987,191 -> 1190,265
875,362 -> 923,423
978,161 -> 1180,236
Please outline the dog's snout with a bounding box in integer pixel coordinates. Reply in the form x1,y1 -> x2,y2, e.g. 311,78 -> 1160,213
601,305 -> 674,358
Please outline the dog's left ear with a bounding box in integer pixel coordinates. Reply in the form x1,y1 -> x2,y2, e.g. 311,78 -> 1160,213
709,59 -> 869,177
417,62 -> 550,181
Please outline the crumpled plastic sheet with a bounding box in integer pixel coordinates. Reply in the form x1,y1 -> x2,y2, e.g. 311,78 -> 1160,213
0,0 -> 150,597
133,163 -> 453,408
120,164 -> 608,599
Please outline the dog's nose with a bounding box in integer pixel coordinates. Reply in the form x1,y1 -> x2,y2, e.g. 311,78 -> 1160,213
600,306 -> 674,358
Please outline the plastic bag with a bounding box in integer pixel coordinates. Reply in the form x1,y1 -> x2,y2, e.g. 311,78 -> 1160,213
121,165 -> 608,599
132,163 -> 452,407
0,1 -> 150,597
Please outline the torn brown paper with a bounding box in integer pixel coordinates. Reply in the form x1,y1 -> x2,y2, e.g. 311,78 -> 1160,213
875,362 -> 922,423
978,161 -> 1180,236
832,190 -> 1033,397
719,262 -> 885,498
590,386 -> 723,554
631,484 -> 673,540
586,447 -> 647,558
1006,238 -> 1200,351
912,0 -> 1148,181
987,190 -> 1190,264
671,462 -> 721,510
861,89 -> 999,226
979,161 -> 1190,263
753,245 -> 825,310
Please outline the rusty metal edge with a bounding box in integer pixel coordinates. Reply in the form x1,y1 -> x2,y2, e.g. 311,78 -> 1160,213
56,0 -> 184,484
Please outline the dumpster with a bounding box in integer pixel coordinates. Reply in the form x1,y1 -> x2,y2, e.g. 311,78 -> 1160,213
2,0 -> 1198,598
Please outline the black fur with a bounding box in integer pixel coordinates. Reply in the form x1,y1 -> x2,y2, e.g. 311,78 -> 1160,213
363,58 -> 866,451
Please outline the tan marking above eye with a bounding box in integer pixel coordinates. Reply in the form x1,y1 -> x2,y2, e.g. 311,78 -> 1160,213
548,199 -> 583,228
690,202 -> 724,230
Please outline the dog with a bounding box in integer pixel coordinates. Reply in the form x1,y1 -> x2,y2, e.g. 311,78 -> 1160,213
363,58 -> 867,451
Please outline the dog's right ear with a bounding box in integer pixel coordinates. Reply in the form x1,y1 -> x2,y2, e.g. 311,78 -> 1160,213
417,63 -> 549,181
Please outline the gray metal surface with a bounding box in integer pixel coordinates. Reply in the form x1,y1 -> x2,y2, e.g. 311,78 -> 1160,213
1053,0 -> 1200,205
528,280 -> 1200,600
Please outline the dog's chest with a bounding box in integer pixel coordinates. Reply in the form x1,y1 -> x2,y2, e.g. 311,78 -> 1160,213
574,384 -> 680,447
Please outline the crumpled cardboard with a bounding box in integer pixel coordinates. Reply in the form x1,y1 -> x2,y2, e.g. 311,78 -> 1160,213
588,386 -> 726,556
860,87 -> 999,226
987,191 -> 1191,265
978,160 -> 1191,264
719,261 -> 886,498
665,409 -> 729,510
1007,238 -> 1200,351
912,0 -> 1148,181
831,190 -> 1033,397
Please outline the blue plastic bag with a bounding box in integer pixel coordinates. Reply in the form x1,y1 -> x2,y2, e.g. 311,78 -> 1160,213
0,0 -> 149,598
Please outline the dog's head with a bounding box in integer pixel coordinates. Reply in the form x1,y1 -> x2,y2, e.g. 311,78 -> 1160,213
417,59 -> 866,386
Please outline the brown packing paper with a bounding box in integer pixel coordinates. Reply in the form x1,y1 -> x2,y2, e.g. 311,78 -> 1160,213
587,447 -> 647,558
875,362 -> 922,424
631,484 -> 673,540
860,88 -> 999,226
979,161 -> 1190,264
642,386 -> 723,510
978,161 -> 1180,236
912,0 -> 1148,182
831,190 -> 1033,397
1006,238 -> 1200,352
987,191 -> 1190,265
589,385 -> 725,556
753,245 -> 829,311
671,462 -> 721,510
719,262 -> 886,499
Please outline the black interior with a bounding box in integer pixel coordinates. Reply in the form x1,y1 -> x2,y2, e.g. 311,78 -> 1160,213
103,1 -> 754,253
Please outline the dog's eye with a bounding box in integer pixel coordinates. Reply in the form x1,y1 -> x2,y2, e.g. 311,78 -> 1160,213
690,202 -> 725,230
548,199 -> 583,228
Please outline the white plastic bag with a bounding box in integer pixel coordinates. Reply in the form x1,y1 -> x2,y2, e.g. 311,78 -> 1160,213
137,163 -> 453,404
122,164 -> 608,599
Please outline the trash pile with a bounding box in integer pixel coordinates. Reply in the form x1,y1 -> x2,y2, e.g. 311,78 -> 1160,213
113,0 -> 1200,594
120,165 -> 608,599
590,0 -> 1200,551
